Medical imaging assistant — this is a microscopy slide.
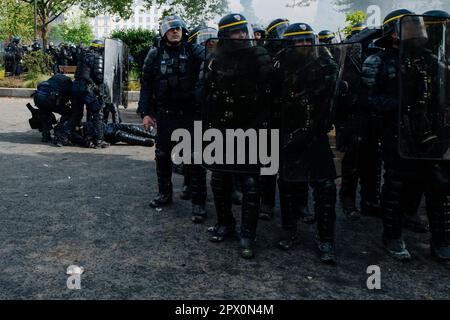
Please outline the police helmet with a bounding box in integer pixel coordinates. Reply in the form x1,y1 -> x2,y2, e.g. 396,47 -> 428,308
318,30 -> 336,44
159,15 -> 188,39
218,13 -> 253,39
283,23 -> 316,45
266,18 -> 290,40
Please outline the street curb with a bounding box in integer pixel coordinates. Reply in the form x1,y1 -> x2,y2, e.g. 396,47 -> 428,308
0,87 -> 141,101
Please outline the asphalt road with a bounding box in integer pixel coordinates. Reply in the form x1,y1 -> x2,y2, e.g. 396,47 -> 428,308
0,97 -> 449,300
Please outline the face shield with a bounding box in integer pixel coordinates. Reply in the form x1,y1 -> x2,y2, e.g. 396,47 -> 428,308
160,17 -> 187,37
197,28 -> 218,45
400,15 -> 429,49
267,21 -> 289,39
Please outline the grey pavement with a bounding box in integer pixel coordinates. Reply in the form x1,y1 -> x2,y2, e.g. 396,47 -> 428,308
0,97 -> 449,300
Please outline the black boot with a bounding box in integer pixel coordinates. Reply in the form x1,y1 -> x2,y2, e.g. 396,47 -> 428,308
277,229 -> 298,251
427,191 -> 450,270
382,236 -> 411,261
209,224 -> 236,242
317,241 -> 336,265
240,237 -> 255,259
210,172 -> 235,242
313,179 -> 337,264
192,204 -> 207,224
259,203 -> 274,221
431,242 -> 450,270
93,140 -> 110,149
150,181 -> 173,208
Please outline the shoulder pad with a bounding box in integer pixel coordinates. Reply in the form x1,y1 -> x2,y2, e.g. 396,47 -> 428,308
190,43 -> 206,61
362,53 -> 384,87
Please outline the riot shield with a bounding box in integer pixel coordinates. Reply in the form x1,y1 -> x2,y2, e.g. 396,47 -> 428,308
201,38 -> 273,174
278,41 -> 361,182
122,45 -> 129,109
0,42 -> 5,80
103,39 -> 128,109
399,15 -> 450,160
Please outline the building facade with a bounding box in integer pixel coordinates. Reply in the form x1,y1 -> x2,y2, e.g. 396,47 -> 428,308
90,0 -> 163,38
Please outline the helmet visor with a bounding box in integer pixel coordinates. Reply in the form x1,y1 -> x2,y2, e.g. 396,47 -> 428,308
268,21 -> 289,39
400,15 -> 428,47
160,17 -> 187,36
197,28 -> 218,45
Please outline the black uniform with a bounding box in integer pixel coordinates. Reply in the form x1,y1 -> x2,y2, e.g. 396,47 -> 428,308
63,46 -> 107,147
336,30 -> 383,219
6,41 -> 22,76
70,122 -> 154,147
362,14 -> 450,267
276,24 -> 340,264
200,28 -> 274,258
33,74 -> 73,142
138,31 -> 207,219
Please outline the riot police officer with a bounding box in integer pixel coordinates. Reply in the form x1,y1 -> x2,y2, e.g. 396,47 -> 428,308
318,30 -> 337,44
362,9 -> 450,268
60,40 -> 109,148
253,24 -> 266,46
200,13 -> 273,259
265,18 -> 290,56
276,23 -> 340,264
138,15 -> 207,223
6,36 -> 22,76
33,74 -> 73,143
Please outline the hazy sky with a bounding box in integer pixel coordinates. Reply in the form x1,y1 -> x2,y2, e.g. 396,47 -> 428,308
226,0 -> 346,31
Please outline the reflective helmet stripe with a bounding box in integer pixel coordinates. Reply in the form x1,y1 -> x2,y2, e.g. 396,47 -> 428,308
352,26 -> 365,31
383,14 -> 409,25
219,20 -> 248,30
267,20 -> 289,33
319,34 -> 334,39
283,31 -> 314,37
188,31 -> 200,43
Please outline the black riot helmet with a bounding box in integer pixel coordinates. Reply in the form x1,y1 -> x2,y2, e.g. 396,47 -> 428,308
252,24 -> 266,39
283,23 -> 317,45
188,25 -> 205,44
90,39 -> 105,52
196,27 -> 218,46
159,15 -> 189,40
423,10 -> 450,19
375,9 -> 414,47
218,13 -> 254,39
318,30 -> 336,44
351,23 -> 366,36
12,36 -> 21,44
32,41 -> 41,52
266,18 -> 290,39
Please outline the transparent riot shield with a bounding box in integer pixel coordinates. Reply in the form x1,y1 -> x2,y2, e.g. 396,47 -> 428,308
122,45 -> 129,109
104,39 -> 128,108
103,39 -> 129,123
399,15 -> 450,160
201,38 -> 273,174
277,41 -> 361,182
0,42 -> 5,80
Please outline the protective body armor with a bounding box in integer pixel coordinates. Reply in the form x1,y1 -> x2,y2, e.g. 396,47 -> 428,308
139,42 -> 204,117
75,49 -> 104,86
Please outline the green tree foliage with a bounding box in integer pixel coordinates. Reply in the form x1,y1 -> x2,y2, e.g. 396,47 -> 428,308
148,0 -> 228,27
342,10 -> 366,37
111,28 -> 157,72
49,18 -> 94,45
0,0 -> 35,42
19,0 -> 135,48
